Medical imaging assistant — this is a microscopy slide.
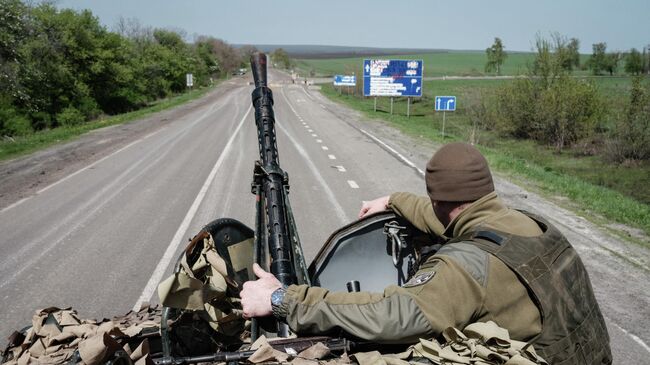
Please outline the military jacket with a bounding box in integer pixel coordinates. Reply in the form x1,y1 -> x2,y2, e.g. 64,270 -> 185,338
276,192 -> 543,344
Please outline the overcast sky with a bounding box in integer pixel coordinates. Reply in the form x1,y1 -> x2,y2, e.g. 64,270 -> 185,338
58,0 -> 649,53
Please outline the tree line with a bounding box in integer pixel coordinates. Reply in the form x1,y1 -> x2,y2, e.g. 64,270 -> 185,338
485,35 -> 650,76
0,0 -> 252,137
474,34 -> 650,161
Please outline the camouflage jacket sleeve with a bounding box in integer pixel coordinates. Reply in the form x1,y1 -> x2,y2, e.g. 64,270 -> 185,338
388,192 -> 445,237
275,255 -> 485,344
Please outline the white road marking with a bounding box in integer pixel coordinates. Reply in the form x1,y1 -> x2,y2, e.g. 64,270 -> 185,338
335,165 -> 347,172
1,98 -> 228,213
321,146 -> 329,151
609,319 -> 650,354
311,134 -> 317,137
133,105 -> 252,311
320,104 -> 326,109
359,128 -> 425,176
347,180 -> 359,189
1,128 -> 166,213
301,87 -> 315,100
328,154 -> 336,160
304,125 -> 309,128
316,139 -> 323,143
308,129 -> 313,133
279,87 -> 349,223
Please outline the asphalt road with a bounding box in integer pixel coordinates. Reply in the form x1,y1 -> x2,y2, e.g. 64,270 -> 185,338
0,70 -> 648,363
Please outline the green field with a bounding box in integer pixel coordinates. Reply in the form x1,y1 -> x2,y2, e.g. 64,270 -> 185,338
296,51 -> 593,77
318,75 -> 650,241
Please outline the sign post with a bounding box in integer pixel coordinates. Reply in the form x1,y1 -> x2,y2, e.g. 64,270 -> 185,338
435,96 -> 456,137
186,73 -> 194,89
363,59 -> 423,116
407,97 -> 411,118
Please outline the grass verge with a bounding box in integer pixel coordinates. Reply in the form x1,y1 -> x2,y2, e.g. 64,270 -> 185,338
319,83 -> 650,245
0,85 -> 215,162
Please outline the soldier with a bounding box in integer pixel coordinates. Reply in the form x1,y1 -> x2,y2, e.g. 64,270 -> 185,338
240,142 -> 612,364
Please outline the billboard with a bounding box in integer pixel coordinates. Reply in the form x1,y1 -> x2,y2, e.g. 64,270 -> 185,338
363,59 -> 423,97
333,75 -> 356,86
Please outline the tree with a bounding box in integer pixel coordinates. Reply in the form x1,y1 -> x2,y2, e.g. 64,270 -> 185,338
609,77 -> 650,161
625,48 -> 644,75
588,43 -> 607,75
604,52 -> 620,76
271,48 -> 292,70
485,37 -> 507,75
238,44 -> 258,67
566,38 -> 581,71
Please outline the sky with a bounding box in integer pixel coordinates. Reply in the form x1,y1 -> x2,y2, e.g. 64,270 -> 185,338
57,0 -> 649,53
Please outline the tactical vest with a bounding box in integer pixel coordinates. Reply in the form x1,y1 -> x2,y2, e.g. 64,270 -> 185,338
448,212 -> 612,365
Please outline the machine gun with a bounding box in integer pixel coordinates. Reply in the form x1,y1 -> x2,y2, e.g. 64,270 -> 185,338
248,52 -> 311,338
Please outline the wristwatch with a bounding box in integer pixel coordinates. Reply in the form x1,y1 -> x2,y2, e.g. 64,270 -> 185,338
270,286 -> 287,318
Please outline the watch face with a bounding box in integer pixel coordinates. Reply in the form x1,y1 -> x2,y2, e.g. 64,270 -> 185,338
271,288 -> 286,306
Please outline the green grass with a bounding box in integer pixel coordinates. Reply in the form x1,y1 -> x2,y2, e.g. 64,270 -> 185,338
0,85 -> 215,162
319,79 -> 650,242
296,51 -> 593,78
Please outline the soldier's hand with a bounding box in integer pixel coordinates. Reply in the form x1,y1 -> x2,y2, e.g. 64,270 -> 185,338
358,195 -> 390,218
240,263 -> 282,319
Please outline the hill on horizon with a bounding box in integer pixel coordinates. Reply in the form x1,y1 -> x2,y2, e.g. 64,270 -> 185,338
233,44 -> 511,59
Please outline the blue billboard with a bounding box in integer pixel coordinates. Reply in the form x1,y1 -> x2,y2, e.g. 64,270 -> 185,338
333,75 -> 356,86
363,59 -> 423,97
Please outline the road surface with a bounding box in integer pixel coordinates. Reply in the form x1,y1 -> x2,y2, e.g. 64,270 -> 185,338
0,70 -> 648,363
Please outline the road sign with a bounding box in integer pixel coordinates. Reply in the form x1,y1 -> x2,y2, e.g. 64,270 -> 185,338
333,75 -> 356,86
186,73 -> 193,87
435,96 -> 456,111
363,59 -> 423,97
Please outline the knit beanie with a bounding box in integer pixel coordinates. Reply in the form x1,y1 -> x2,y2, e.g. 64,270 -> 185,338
425,143 -> 494,202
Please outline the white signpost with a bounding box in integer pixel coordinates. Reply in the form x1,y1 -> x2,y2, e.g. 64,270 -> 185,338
186,73 -> 194,88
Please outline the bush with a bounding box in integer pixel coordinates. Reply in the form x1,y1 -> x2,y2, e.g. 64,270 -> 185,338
607,77 -> 650,161
494,35 -> 605,151
0,96 -> 33,136
56,107 -> 86,126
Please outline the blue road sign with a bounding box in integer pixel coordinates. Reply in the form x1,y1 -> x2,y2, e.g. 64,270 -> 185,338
363,59 -> 423,97
333,75 -> 356,86
435,96 -> 456,111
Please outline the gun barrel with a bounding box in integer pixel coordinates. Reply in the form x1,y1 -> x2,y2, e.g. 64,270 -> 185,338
250,52 -> 268,88
249,52 -> 296,292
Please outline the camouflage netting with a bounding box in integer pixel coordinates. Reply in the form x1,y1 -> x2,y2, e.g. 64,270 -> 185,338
1,305 -> 161,365
245,321 -> 547,365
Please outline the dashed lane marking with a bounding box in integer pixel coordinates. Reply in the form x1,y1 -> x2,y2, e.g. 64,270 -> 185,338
308,129 -> 314,133
311,134 -> 318,137
334,165 -> 347,172
328,154 -> 336,160
316,139 -> 323,143
322,146 -> 329,151
347,180 -> 359,189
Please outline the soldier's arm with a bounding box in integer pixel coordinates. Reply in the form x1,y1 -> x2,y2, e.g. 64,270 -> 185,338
275,256 -> 485,344
388,192 -> 445,236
